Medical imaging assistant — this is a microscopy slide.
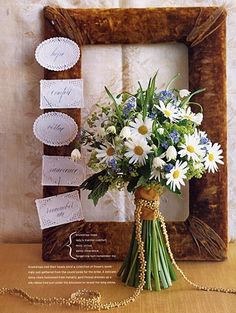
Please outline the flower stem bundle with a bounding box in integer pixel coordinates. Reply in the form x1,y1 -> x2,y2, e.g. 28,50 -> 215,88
118,218 -> 176,290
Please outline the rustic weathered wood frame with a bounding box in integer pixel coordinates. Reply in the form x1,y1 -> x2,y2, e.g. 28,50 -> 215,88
42,7 -> 227,261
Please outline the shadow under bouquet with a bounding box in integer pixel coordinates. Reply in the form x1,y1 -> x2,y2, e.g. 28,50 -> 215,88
76,74 -> 224,291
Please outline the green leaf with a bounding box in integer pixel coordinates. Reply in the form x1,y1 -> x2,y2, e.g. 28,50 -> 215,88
88,182 -> 109,206
104,86 -> 123,121
149,72 -> 157,107
165,73 -> 180,90
136,175 -> 148,188
127,176 -> 139,193
80,170 -> 107,191
145,78 -> 151,106
181,88 -> 205,107
150,73 -> 157,99
104,86 -> 118,106
138,81 -> 146,119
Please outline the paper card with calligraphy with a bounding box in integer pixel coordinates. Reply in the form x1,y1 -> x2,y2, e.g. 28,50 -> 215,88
35,37 -> 80,71
33,112 -> 78,146
35,190 -> 84,229
42,155 -> 85,186
40,79 -> 84,109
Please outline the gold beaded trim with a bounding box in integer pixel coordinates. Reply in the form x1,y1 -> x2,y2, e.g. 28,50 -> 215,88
0,198 -> 235,310
136,198 -> 160,220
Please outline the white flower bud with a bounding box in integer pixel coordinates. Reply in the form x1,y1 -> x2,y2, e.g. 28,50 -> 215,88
97,127 -> 106,138
192,113 -> 203,125
151,144 -> 157,150
106,125 -> 116,134
179,89 -> 191,98
153,156 -> 166,168
71,149 -> 81,163
157,128 -> 164,135
120,126 -> 131,139
166,146 -> 177,161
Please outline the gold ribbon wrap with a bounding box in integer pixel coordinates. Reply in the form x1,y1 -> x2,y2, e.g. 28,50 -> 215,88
135,186 -> 160,220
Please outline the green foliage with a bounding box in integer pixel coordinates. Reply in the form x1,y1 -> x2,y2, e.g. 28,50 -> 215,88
186,161 -> 204,180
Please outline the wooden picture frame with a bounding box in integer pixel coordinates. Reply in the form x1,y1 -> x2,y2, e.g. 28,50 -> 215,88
42,6 -> 227,261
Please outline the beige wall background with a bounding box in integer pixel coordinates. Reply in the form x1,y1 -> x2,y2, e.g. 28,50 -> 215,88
0,0 -> 235,243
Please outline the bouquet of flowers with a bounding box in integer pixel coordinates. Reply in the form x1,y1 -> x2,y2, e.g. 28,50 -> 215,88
74,74 -> 223,291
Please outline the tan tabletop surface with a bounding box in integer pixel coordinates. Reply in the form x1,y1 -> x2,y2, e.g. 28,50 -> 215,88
0,243 -> 236,313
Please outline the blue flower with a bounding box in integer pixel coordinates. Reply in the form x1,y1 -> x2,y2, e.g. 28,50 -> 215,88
164,164 -> 174,173
160,90 -> 173,97
155,90 -> 177,105
148,113 -> 156,119
108,158 -> 117,171
169,130 -> 180,144
122,97 -> 136,116
161,141 -> 169,149
122,107 -> 130,117
200,137 -> 208,145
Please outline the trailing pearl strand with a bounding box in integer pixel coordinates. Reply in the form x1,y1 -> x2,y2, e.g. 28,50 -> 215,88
0,198 -> 235,310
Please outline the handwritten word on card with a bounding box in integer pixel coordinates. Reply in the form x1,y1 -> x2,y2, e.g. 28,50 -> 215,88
40,79 -> 84,109
35,37 -> 80,71
42,155 -> 85,186
35,191 -> 84,229
33,112 -> 78,146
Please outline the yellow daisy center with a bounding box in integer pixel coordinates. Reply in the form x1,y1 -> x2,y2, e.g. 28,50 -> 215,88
185,115 -> 192,120
187,145 -> 195,153
164,109 -> 171,117
134,146 -> 144,156
173,169 -> 180,179
138,125 -> 148,135
173,170 -> 180,179
208,153 -> 214,161
106,147 -> 115,156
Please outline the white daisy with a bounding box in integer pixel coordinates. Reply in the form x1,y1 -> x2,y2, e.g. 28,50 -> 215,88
179,134 -> 203,162
150,167 -> 161,181
180,107 -> 196,121
125,137 -> 151,165
204,143 -> 224,173
194,129 -> 211,155
180,107 -> 203,125
166,160 -> 188,192
129,114 -> 153,139
96,144 -> 116,164
155,101 -> 180,122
